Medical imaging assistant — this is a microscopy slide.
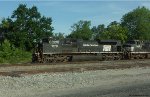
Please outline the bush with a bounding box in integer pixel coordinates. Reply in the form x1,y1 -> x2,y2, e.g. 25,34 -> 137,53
0,40 -> 31,64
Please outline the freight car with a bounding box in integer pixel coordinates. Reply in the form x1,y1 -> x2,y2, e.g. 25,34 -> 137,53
32,37 -> 150,63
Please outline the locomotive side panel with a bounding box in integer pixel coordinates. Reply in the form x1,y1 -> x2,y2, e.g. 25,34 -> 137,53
78,41 -> 100,52
32,38 -> 150,63
43,43 -> 60,54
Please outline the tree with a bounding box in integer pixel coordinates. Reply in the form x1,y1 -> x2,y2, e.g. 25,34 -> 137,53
91,24 -> 105,40
67,20 -> 92,40
0,18 -> 13,44
53,32 -> 65,40
1,4 -> 53,50
121,6 -> 150,40
101,21 -> 128,43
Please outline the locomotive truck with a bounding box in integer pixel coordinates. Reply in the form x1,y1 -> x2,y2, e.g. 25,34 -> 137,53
32,37 -> 150,63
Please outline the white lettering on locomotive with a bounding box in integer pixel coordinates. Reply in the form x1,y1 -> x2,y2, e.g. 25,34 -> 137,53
83,44 -> 99,46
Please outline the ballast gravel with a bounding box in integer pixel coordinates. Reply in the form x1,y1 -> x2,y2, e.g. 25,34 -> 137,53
0,67 -> 150,97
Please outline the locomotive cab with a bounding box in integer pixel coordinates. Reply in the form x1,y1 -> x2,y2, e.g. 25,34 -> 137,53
123,40 -> 143,52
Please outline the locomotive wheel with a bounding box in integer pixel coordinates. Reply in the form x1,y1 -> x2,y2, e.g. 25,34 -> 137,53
115,54 -> 122,60
52,55 -> 59,63
52,59 -> 57,63
118,55 -> 122,60
107,54 -> 114,60
62,56 -> 68,62
61,56 -> 72,62
42,57 -> 47,63
60,56 -> 67,62
140,54 -> 146,59
102,54 -> 107,61
54,56 -> 67,62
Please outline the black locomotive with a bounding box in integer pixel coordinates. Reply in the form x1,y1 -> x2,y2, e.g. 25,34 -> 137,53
32,37 -> 150,63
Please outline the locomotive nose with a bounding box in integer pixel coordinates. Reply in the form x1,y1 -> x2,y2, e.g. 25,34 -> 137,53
123,44 -> 134,52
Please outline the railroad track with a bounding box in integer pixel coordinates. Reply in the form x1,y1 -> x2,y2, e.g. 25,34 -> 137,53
0,59 -> 149,66
0,60 -> 102,66
0,59 -> 150,77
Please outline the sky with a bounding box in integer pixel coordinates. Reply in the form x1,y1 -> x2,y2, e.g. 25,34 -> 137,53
0,0 -> 150,35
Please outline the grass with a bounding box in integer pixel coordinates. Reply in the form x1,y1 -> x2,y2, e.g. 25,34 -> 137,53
0,51 -> 32,64
0,40 -> 32,64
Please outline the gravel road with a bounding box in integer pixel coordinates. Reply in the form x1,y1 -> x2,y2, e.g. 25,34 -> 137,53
0,65 -> 150,97
54,82 -> 150,97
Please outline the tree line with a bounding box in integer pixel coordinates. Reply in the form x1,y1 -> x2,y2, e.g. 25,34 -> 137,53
0,4 -> 53,51
68,6 -> 150,43
1,4 -> 150,52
